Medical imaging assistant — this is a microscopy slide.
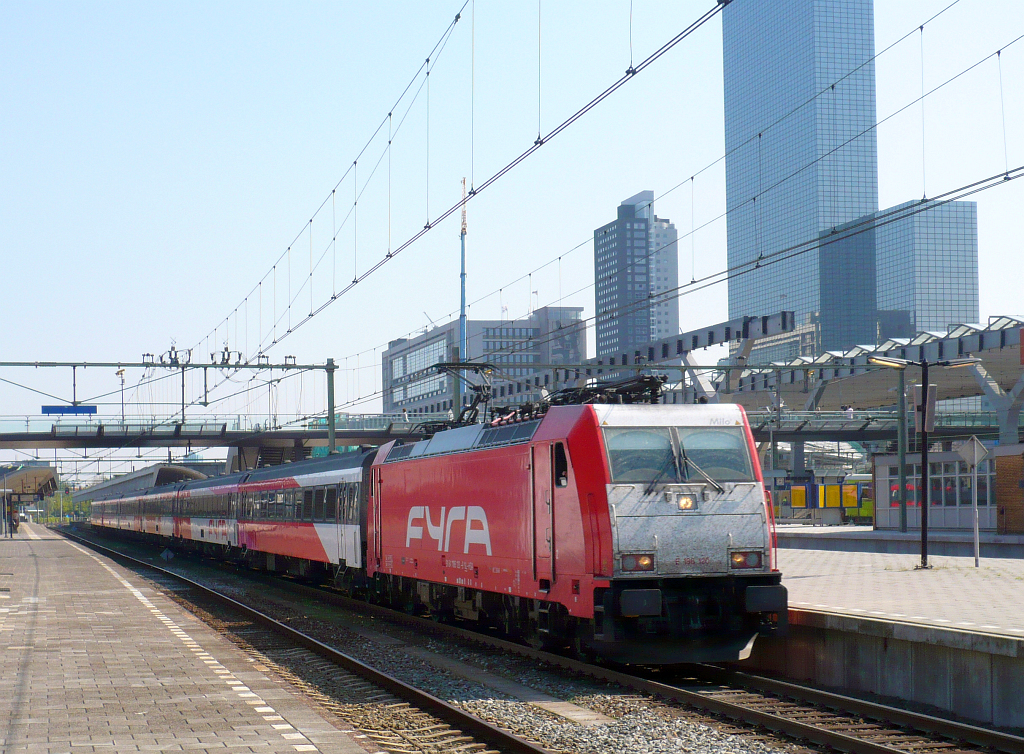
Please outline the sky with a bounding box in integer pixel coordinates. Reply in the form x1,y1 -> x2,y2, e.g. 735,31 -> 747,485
2,0 -> 1022,478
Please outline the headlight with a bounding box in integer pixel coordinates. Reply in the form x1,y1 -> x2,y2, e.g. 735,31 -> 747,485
729,550 -> 764,569
621,553 -> 656,572
677,494 -> 697,511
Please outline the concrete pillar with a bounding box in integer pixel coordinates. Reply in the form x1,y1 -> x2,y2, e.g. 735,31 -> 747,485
792,442 -> 805,474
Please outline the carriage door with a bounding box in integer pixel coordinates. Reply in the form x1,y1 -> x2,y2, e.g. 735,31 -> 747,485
371,468 -> 383,571
532,443 -> 553,588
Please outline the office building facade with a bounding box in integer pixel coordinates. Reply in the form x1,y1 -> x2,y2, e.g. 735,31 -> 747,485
876,200 -> 979,337
724,0 -> 878,342
594,191 -> 679,360
382,306 -> 586,415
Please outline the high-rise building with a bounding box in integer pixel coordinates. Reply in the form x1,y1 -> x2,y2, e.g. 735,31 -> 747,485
723,0 -> 978,356
724,0 -> 878,345
382,306 -> 585,414
594,191 -> 678,360
876,200 -> 979,337
650,215 -> 680,342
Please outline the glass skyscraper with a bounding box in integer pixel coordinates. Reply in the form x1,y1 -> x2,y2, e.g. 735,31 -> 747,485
876,200 -> 979,336
724,0 -> 878,340
594,191 -> 678,360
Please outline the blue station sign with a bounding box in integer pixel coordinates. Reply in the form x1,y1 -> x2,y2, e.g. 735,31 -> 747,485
41,405 -> 98,415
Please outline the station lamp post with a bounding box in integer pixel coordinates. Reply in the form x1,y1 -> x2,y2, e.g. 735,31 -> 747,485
868,355 -> 980,569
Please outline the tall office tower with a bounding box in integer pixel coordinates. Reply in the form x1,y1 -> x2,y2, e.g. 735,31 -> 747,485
876,201 -> 979,337
594,191 -> 678,360
723,0 -> 878,356
650,216 -> 680,341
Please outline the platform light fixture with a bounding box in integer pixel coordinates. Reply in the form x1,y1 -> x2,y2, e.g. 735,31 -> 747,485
867,355 -> 980,567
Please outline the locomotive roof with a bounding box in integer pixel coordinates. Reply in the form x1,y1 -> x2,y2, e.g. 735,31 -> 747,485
592,403 -> 747,427
384,418 -> 542,462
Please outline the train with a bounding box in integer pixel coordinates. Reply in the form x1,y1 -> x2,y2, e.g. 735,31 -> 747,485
90,398 -> 786,664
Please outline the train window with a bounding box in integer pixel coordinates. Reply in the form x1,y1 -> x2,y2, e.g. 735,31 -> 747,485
553,443 -> 569,487
314,488 -> 326,521
676,427 -> 755,483
603,428 -> 679,484
325,487 -> 337,521
603,426 -> 755,485
302,490 -> 313,520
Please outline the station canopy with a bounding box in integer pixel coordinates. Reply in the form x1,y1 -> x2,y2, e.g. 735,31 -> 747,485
0,463 -> 58,501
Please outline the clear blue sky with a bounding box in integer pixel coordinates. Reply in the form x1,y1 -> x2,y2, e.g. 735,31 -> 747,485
1,0 -> 1021,464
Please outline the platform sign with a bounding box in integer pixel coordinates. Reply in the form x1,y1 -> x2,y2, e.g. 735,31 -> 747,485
956,435 -> 989,468
913,384 -> 936,433
41,405 -> 97,415
956,435 -> 989,568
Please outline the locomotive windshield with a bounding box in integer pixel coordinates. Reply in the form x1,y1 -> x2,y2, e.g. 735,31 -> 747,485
603,426 -> 755,484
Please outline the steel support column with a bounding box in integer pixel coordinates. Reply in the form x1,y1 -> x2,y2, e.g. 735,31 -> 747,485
326,358 -> 337,455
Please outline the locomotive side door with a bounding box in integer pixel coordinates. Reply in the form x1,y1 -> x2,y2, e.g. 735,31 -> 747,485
532,442 -> 553,587
371,467 -> 383,572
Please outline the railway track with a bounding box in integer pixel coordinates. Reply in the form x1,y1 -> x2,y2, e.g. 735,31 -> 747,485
65,527 -> 1024,754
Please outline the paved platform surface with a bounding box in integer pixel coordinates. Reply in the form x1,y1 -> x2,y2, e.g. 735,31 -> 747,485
775,523 -> 1024,558
0,522 -> 364,754
779,546 -> 1024,639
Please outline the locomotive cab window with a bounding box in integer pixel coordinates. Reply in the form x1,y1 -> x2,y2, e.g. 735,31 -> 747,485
603,426 -> 755,484
604,428 -> 678,483
677,427 -> 755,482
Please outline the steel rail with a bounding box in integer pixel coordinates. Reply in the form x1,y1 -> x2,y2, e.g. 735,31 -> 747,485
59,530 -> 552,754
694,666 -> 1023,754
67,527 -> 1024,754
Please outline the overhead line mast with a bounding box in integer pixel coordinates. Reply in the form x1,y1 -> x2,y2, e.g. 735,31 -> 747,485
458,178 -> 468,413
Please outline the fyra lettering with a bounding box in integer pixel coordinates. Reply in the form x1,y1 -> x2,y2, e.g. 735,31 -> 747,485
405,506 -> 492,555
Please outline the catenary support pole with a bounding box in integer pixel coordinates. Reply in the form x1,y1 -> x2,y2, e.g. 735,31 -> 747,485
973,459 -> 980,567
326,358 -> 337,455
898,368 -> 908,533
919,360 -> 930,569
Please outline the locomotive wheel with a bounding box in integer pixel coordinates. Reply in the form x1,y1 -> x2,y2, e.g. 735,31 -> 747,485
569,622 -> 596,662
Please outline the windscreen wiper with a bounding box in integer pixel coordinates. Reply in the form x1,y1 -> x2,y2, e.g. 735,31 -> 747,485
677,443 -> 725,494
643,451 -> 679,496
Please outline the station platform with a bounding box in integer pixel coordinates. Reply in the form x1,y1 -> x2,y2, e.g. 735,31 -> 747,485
778,546 -> 1024,638
776,522 -> 1024,559
0,522 -> 363,754
765,545 -> 1024,728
